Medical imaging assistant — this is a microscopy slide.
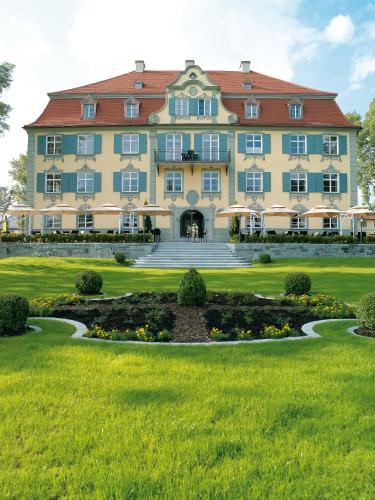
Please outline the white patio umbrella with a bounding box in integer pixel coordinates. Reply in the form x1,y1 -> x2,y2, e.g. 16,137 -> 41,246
86,203 -> 125,233
39,204 -> 79,234
301,204 -> 343,235
130,204 -> 173,242
261,204 -> 298,235
7,204 -> 37,235
216,204 -> 258,239
346,205 -> 375,242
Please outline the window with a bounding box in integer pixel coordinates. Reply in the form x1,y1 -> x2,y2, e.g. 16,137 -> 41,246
78,213 -> 93,229
245,103 -> 258,118
77,171 -> 94,193
198,99 -> 211,116
122,213 -> 138,232
45,173 -> 61,193
45,215 -> 61,230
202,134 -> 219,161
83,103 -> 95,119
166,134 -> 183,161
134,81 -> 143,89
46,135 -> 62,155
78,135 -> 94,155
290,103 -> 302,119
246,172 -> 263,192
323,217 -> 338,229
290,173 -> 307,192
202,171 -> 220,192
246,215 -> 262,229
175,98 -> 189,116
245,134 -> 262,154
291,217 -> 306,229
290,135 -> 307,155
122,134 -> 139,154
323,135 -> 339,155
243,81 -> 252,90
122,171 -> 139,192
323,173 -> 339,193
165,171 -> 183,192
125,103 -> 138,118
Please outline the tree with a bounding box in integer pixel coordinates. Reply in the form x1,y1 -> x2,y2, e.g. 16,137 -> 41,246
0,187 -> 13,215
0,62 -> 16,135
345,110 -> 362,127
230,216 -> 240,237
9,154 -> 27,203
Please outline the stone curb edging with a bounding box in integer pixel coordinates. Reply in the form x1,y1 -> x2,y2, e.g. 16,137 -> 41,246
82,292 -> 132,303
29,325 -> 42,333
28,317 -> 358,346
347,326 -> 375,339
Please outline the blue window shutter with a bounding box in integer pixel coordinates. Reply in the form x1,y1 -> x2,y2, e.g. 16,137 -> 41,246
263,172 -> 271,192
94,135 -> 102,154
169,98 -> 176,115
282,135 -> 290,154
211,97 -> 218,116
307,173 -> 316,193
313,135 -> 323,154
219,134 -> 227,161
61,173 -> 76,192
62,135 -> 77,154
307,135 -> 315,154
139,134 -> 147,154
262,134 -> 271,154
340,173 -> 348,192
114,134 -> 122,154
183,134 -> 190,152
94,172 -> 102,193
189,98 -> 198,115
37,136 -> 46,155
238,172 -> 246,192
157,133 -> 166,161
36,173 -> 45,192
339,136 -> 347,155
315,173 -> 323,192
113,172 -> 121,192
238,134 -> 246,153
139,172 -> 147,192
282,172 -> 290,192
194,134 -> 202,156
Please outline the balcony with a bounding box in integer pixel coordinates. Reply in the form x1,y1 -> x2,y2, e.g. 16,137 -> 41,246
154,149 -> 231,174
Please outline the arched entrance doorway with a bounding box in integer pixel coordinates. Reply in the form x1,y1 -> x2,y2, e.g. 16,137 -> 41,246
180,209 -> 204,238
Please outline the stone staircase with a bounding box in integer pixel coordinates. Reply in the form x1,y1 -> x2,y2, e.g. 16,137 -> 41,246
132,242 -> 250,268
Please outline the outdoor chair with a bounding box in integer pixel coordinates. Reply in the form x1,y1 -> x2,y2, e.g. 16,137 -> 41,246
267,230 -> 276,235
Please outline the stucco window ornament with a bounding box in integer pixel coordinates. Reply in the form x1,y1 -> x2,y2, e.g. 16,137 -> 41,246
189,86 -> 197,96
288,164 -> 309,202
43,165 -> 63,202
186,190 -> 199,206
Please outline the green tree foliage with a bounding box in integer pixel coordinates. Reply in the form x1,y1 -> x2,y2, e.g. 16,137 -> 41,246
177,268 -> 207,306
0,186 -> 13,215
0,62 -> 15,135
9,154 -> 27,203
345,111 -> 362,127
230,216 -> 240,236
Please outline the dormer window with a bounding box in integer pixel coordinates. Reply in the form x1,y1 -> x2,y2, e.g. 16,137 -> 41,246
124,98 -> 139,119
245,103 -> 259,119
134,80 -> 144,89
243,80 -> 252,90
289,102 -> 303,119
83,103 -> 95,119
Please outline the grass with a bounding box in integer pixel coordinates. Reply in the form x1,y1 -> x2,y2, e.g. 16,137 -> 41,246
1,318 -> 374,498
1,256 -> 375,301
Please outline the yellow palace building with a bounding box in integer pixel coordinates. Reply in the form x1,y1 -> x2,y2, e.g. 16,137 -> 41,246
25,60 -> 358,240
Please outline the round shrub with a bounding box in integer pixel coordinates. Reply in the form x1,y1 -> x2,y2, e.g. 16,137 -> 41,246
284,272 -> 311,295
259,253 -> 272,264
75,270 -> 103,295
177,268 -> 207,306
0,295 -> 29,336
114,252 -> 126,264
357,293 -> 375,331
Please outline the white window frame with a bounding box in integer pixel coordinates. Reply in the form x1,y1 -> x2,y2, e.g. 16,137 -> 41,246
166,134 -> 183,161
245,171 -> 263,192
175,98 -> 189,116
77,134 -> 94,155
323,135 -> 339,155
323,217 -> 339,229
125,103 -> 139,118
245,134 -> 263,154
121,171 -> 139,193
46,135 -> 62,155
122,213 -> 138,233
290,103 -> 302,119
197,99 -> 211,116
245,103 -> 258,118
83,103 -> 95,119
165,171 -> 183,192
202,134 -> 219,161
246,215 -> 263,229
122,134 -> 139,154
291,216 -> 307,229
78,213 -> 94,229
323,173 -> 339,193
77,171 -> 94,193
202,171 -> 220,192
45,173 -> 62,193
290,172 -> 307,193
45,215 -> 61,230
290,135 -> 307,155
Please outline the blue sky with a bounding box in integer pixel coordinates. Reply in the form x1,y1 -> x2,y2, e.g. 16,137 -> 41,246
0,0 -> 374,185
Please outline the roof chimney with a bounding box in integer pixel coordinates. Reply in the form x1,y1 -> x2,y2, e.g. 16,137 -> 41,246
135,60 -> 145,73
185,59 -> 195,68
240,60 -> 251,73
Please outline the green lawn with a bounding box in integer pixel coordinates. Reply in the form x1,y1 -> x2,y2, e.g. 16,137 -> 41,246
1,319 -> 374,498
0,256 -> 374,301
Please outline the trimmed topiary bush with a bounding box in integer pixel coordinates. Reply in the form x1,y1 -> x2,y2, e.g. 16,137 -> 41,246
285,272 -> 311,295
0,294 -> 29,336
177,268 -> 207,306
357,293 -> 375,332
75,270 -> 103,295
259,253 -> 272,264
114,252 -> 126,264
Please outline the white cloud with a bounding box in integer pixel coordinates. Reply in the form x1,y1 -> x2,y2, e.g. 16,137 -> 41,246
324,14 -> 355,44
349,54 -> 375,90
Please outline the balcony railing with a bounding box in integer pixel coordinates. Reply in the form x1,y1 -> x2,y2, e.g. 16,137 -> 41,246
154,149 -> 231,164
